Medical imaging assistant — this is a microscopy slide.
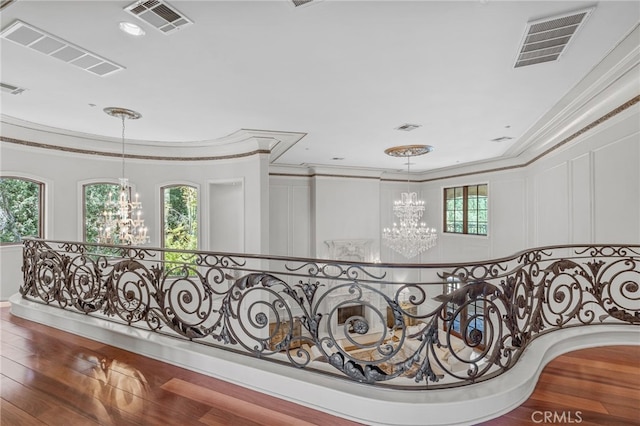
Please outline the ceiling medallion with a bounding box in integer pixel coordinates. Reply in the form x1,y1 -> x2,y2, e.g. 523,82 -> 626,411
103,107 -> 142,120
384,144 -> 434,158
382,144 -> 437,259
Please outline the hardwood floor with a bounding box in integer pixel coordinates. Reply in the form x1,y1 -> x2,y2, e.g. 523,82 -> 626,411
480,345 -> 640,426
1,304 -> 639,425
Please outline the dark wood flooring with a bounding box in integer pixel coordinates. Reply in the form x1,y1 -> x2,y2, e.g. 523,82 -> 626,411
1,304 -> 638,425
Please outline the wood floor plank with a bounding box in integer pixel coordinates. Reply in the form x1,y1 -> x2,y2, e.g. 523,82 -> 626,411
554,354 -> 640,376
162,378 -> 317,426
1,356 -> 139,426
1,375 -> 55,419
1,398 -> 47,426
479,345 -> 640,425
537,368 -> 640,400
529,389 -> 609,414
602,400 -> 640,422
2,374 -> 104,426
199,408 -> 265,426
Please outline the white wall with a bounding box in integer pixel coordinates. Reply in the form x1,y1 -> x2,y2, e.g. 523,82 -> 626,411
269,175 -> 311,258
209,180 -> 244,253
418,170 -> 528,263
311,176 -> 381,259
527,105 -> 640,247
0,141 -> 270,300
2,103 -> 638,300
270,169 -> 529,265
268,104 -> 639,265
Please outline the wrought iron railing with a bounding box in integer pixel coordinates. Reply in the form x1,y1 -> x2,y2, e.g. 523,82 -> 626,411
20,239 -> 640,389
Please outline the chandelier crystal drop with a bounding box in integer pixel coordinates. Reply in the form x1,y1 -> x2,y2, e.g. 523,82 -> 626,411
382,145 -> 437,259
97,107 -> 149,246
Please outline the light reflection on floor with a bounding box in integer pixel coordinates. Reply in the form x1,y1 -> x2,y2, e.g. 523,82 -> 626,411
74,352 -> 150,424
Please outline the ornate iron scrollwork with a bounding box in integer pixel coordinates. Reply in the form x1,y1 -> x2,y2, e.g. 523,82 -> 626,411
19,239 -> 640,389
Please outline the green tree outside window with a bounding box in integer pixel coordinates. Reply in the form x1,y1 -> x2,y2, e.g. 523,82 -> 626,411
84,183 -> 120,243
163,185 -> 198,267
0,177 -> 42,243
444,184 -> 488,235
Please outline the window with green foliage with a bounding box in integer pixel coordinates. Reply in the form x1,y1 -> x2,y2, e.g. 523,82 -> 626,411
162,185 -> 198,266
444,184 -> 488,235
0,177 -> 43,244
83,182 -> 120,243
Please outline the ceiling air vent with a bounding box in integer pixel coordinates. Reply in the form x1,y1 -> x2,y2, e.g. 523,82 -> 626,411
0,20 -> 124,76
125,0 -> 192,34
292,0 -> 314,6
490,136 -> 513,142
396,123 -> 421,132
514,7 -> 594,68
1,82 -> 26,94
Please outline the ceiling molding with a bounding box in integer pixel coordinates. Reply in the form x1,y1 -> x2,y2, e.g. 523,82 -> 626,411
0,135 -> 271,162
269,95 -> 639,182
0,117 -> 304,162
506,23 -> 640,159
2,95 -> 636,177
398,95 -> 639,183
2,2 -> 638,172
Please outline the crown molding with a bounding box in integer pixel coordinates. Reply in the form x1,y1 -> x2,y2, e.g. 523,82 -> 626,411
505,24 -> 640,159
0,116 -> 305,162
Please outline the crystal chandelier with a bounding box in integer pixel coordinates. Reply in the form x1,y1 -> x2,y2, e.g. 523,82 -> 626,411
382,145 -> 437,259
97,107 -> 149,245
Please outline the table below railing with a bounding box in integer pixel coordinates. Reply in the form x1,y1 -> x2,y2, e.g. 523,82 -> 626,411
20,239 -> 640,389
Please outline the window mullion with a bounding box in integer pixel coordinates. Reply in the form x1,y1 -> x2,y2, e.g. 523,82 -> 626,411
462,186 -> 469,234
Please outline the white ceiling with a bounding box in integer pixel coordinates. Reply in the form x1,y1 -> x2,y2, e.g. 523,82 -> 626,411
1,0 -> 639,172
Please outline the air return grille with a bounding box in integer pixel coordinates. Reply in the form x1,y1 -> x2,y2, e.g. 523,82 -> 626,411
514,8 -> 593,68
396,123 -> 421,132
0,20 -> 124,76
1,82 -> 26,94
125,0 -> 192,34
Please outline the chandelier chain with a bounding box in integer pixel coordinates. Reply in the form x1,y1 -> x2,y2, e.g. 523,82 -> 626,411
121,113 -> 126,181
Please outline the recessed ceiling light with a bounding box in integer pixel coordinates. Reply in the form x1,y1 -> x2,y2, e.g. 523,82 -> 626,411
119,22 -> 145,37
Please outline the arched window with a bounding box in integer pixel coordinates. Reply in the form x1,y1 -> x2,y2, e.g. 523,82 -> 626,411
0,177 -> 44,244
162,185 -> 198,263
83,182 -> 120,243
